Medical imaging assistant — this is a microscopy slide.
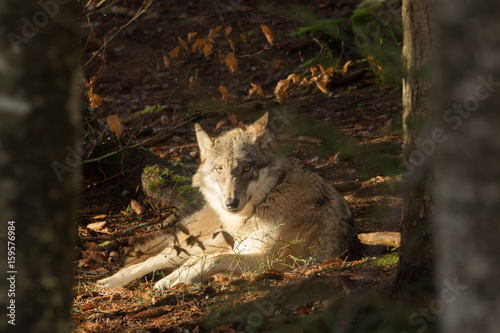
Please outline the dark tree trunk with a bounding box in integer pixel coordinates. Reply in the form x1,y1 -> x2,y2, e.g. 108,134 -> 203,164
0,1 -> 80,332
396,0 -> 435,290
433,1 -> 500,331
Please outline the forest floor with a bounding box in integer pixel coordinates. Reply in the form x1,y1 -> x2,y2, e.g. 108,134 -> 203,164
73,1 -> 410,332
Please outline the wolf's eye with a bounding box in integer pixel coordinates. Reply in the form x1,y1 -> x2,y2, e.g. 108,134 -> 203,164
243,165 -> 251,172
215,166 -> 223,174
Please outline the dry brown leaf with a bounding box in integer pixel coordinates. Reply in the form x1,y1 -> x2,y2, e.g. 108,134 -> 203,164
287,73 -> 300,84
260,24 -> 274,45
228,38 -> 236,53
187,32 -> 198,41
130,199 -> 145,215
218,52 -> 225,60
176,223 -> 190,235
326,65 -> 335,77
224,26 -> 232,39
192,38 -> 214,53
224,52 -> 238,74
315,75 -> 329,94
189,76 -> 197,93
87,221 -> 107,231
88,90 -> 102,109
177,36 -> 188,51
275,59 -> 281,68
367,56 -> 383,71
342,60 -> 352,75
310,66 -> 317,76
274,79 -> 290,104
203,43 -> 214,57
219,84 -> 229,103
249,83 -> 265,99
238,121 -> 247,131
169,47 -> 180,58
106,114 -> 122,139
299,77 -> 310,86
208,25 -> 223,38
240,34 -> 248,44
163,55 -> 170,68
215,120 -> 227,133
230,114 -> 238,125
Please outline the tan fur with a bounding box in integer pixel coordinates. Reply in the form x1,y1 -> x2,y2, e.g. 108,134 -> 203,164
97,113 -> 352,290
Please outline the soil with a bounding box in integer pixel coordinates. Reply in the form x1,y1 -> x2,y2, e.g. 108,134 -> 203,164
75,1 -> 406,332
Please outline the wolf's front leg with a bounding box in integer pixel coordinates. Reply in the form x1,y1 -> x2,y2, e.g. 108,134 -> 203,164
97,253 -> 175,288
153,252 -> 262,290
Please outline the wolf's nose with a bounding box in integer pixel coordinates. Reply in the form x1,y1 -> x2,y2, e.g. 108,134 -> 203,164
225,198 -> 240,210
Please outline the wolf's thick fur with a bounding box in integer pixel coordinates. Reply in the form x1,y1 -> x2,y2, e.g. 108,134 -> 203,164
97,113 -> 352,290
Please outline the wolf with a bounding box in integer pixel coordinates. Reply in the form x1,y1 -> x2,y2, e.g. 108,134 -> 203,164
97,113 -> 352,290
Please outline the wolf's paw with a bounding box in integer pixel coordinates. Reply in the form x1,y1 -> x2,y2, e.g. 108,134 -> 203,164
153,277 -> 174,291
96,276 -> 121,289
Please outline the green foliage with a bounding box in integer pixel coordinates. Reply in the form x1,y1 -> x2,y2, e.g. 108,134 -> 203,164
133,105 -> 160,117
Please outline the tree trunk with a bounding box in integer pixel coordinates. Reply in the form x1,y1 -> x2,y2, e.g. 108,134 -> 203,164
433,1 -> 500,331
0,1 -> 80,332
396,0 -> 434,290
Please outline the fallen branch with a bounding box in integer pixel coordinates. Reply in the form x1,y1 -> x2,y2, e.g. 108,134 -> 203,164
357,232 -> 400,247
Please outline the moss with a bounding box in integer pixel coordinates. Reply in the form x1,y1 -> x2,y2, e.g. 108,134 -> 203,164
365,252 -> 399,267
171,174 -> 191,184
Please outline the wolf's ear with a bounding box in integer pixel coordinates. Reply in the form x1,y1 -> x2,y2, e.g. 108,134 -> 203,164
250,112 -> 269,132
248,113 -> 271,148
195,124 -> 214,161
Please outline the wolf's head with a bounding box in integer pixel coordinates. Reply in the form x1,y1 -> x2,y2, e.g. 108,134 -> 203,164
192,113 -> 275,215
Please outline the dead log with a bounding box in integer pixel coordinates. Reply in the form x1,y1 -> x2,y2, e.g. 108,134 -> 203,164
357,232 -> 400,247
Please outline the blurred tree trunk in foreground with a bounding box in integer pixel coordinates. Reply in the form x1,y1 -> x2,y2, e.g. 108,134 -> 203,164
396,0 -> 434,291
433,1 -> 500,332
0,1 -> 80,332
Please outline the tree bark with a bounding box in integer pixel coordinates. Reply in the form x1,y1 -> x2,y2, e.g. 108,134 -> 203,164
0,1 -> 80,332
396,0 -> 434,290
433,1 -> 500,331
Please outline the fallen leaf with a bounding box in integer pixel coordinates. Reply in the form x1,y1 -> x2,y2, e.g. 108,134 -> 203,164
248,83 -> 265,99
203,43 -> 214,57
228,38 -> 235,53
219,84 -> 229,103
87,221 -> 107,231
274,79 -> 290,104
342,60 -> 352,75
287,73 -> 300,84
260,24 -> 274,45
208,25 -> 223,38
130,199 -> 145,215
88,90 -> 102,109
224,52 -> 238,74
215,120 -> 227,133
240,34 -> 248,44
367,56 -> 383,71
177,36 -> 188,51
189,76 -> 197,93
187,32 -> 198,42
275,59 -> 281,68
192,38 -> 214,53
310,66 -> 317,76
315,75 -> 329,94
163,55 -> 170,68
106,114 -> 122,139
169,47 -> 180,58
238,121 -> 247,131
224,26 -> 232,38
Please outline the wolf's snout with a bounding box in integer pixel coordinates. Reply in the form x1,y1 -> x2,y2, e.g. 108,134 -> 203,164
225,198 -> 240,210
